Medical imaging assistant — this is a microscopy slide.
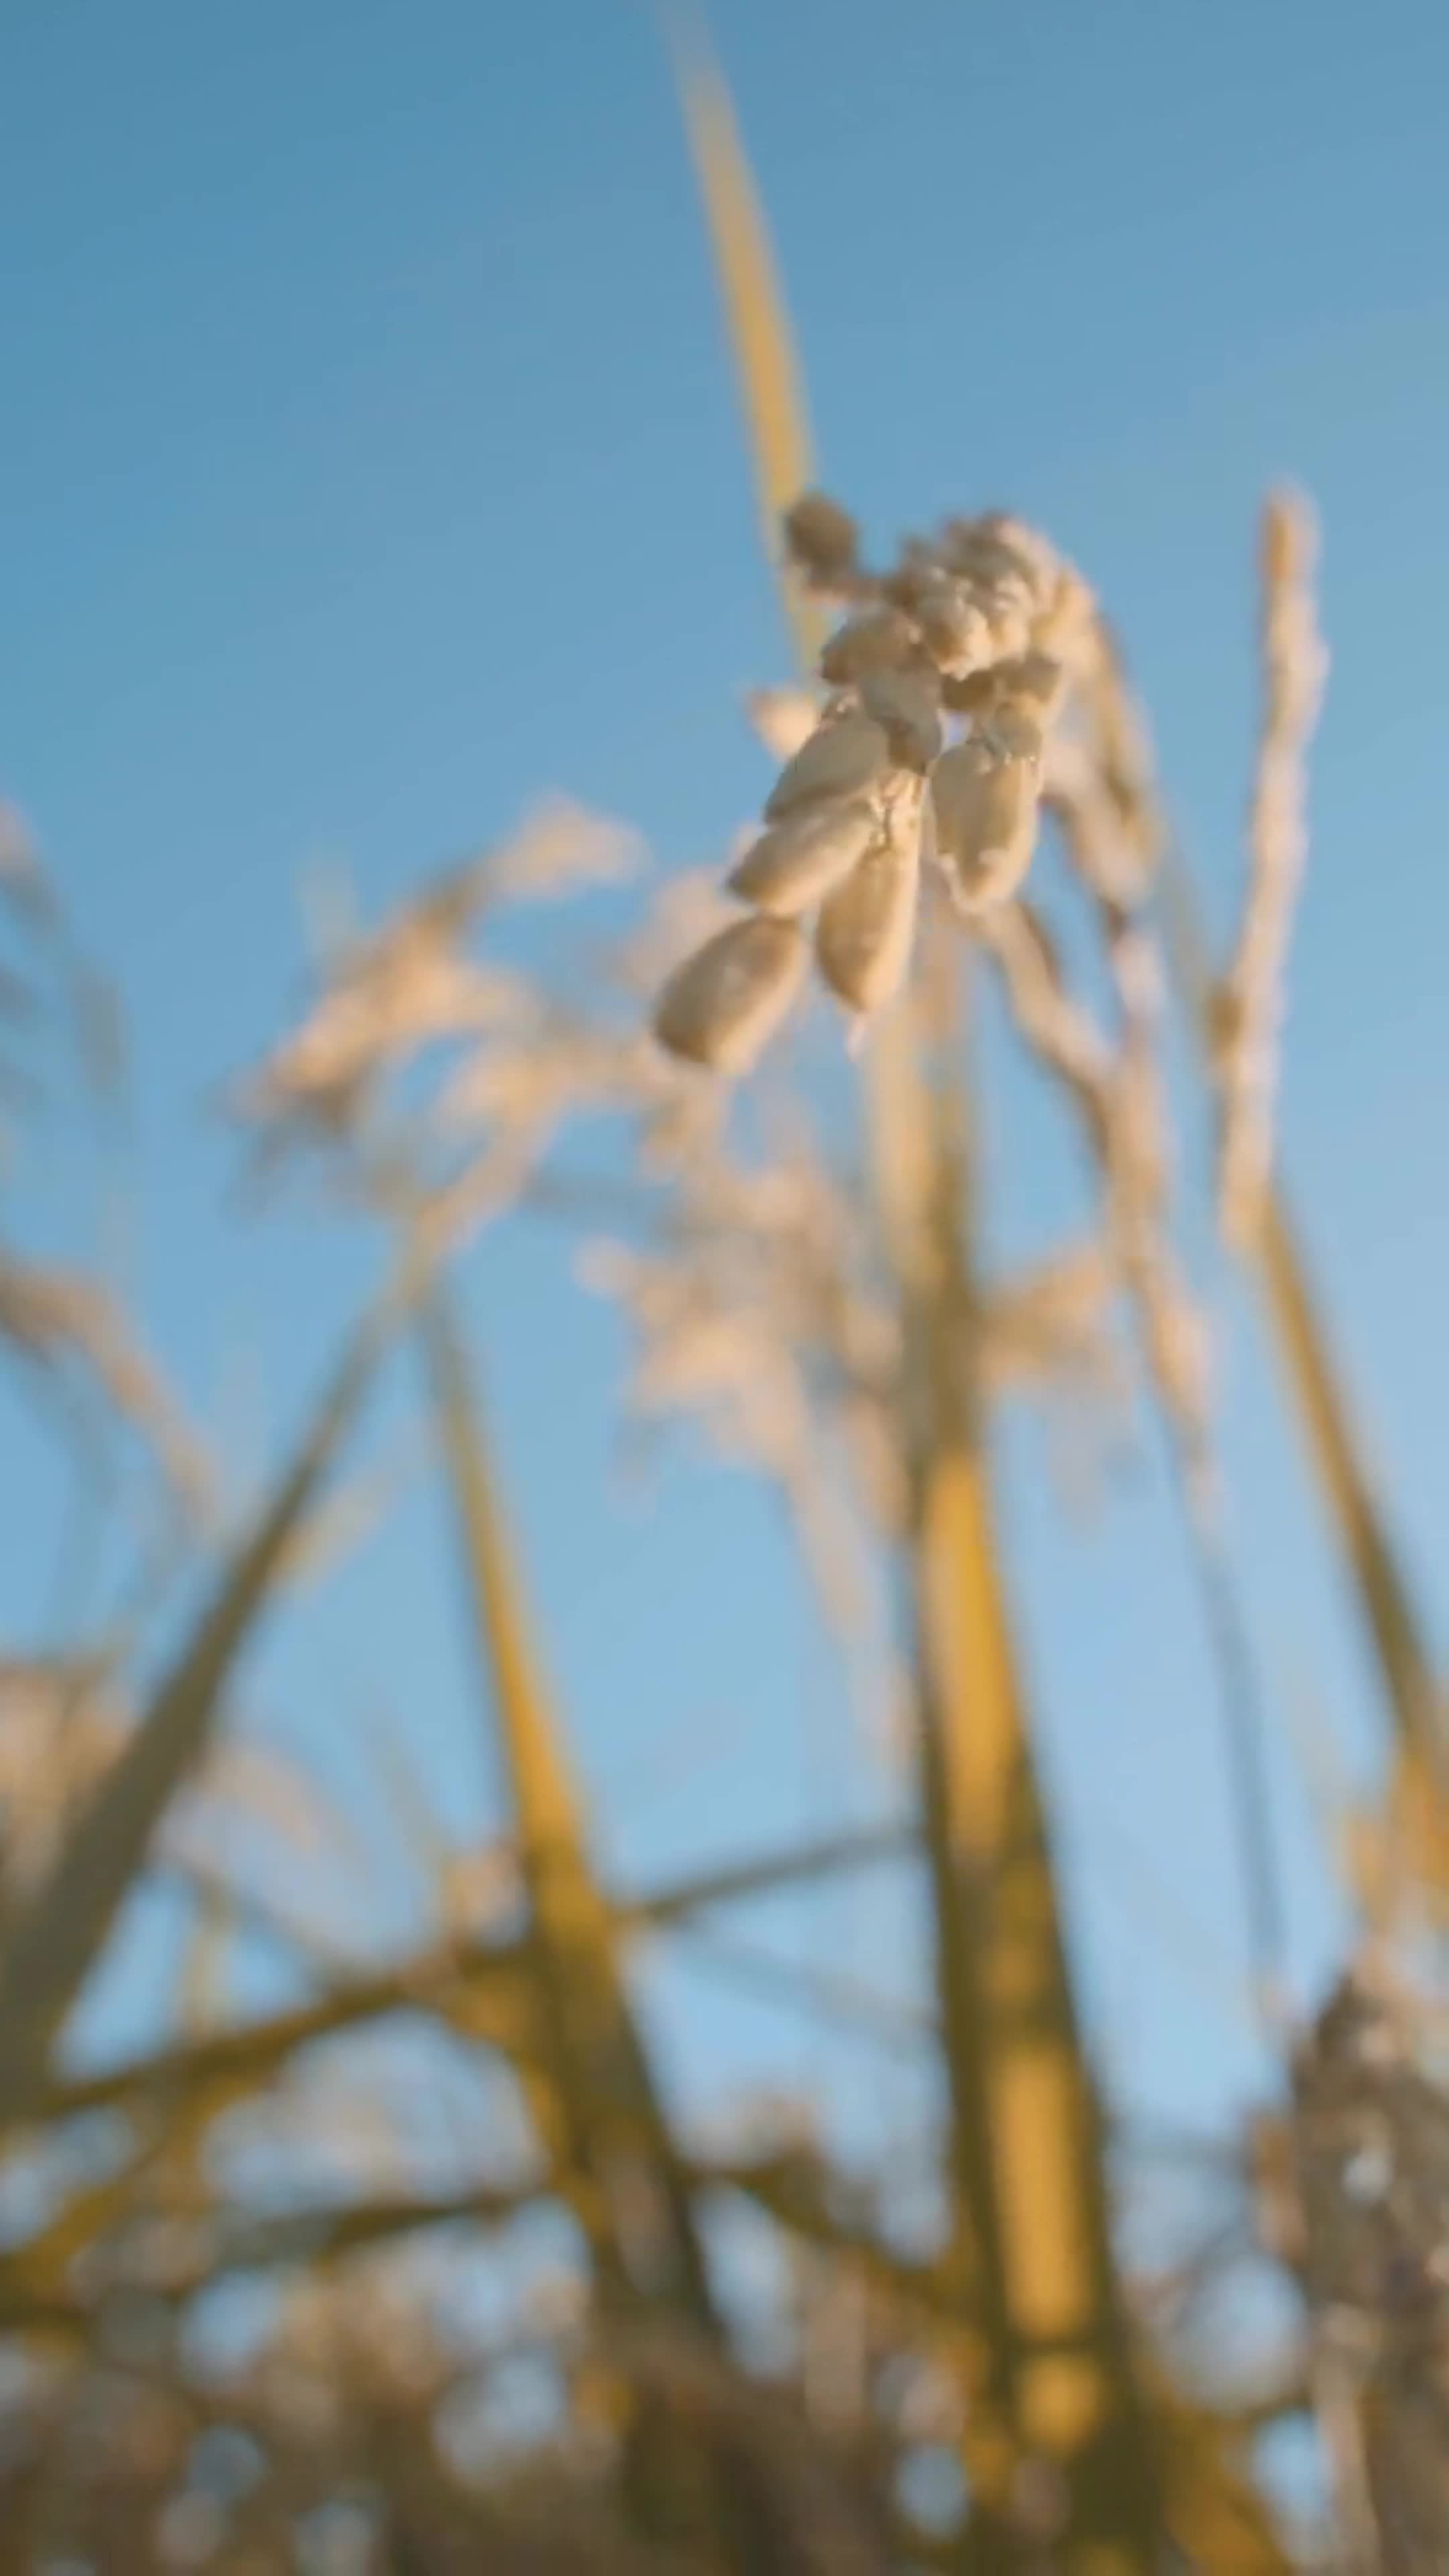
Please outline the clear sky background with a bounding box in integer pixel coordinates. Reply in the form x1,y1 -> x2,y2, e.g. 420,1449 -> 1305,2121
3,0 -> 1448,2193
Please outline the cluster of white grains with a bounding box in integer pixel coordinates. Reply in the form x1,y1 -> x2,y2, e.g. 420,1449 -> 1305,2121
652,495 -> 1097,1075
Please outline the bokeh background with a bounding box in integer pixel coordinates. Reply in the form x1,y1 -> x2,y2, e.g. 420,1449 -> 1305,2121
3,4 -> 1448,2567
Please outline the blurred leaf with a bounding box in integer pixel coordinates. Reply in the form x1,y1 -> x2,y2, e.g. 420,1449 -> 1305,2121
0,1301 -> 390,2127
422,1285 -> 720,2334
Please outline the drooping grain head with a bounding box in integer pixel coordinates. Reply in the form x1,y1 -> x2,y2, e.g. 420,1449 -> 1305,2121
651,498 -> 1096,1077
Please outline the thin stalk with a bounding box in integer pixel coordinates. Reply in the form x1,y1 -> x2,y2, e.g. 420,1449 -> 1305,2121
667,20 -> 1165,2551
1173,1465 -> 1290,2027
1159,843 -> 1445,1792
663,3 -> 824,673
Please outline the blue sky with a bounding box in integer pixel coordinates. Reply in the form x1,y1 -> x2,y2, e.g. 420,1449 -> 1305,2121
3,0 -> 1448,2179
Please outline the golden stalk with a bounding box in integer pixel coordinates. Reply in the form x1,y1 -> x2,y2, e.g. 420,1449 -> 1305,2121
888,969 -> 1163,2562
667,28 -> 1167,2555
665,3 -> 825,674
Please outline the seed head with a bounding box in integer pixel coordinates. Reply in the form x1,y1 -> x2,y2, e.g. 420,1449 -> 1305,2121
647,497 -> 1095,1077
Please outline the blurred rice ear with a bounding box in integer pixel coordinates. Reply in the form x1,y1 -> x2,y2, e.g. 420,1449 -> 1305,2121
1216,490 -> 1326,1253
0,1295 -> 390,2129
1154,497 -> 1446,1805
1161,845 -> 1448,1806
0,1246 -> 210,1512
727,800 -> 875,917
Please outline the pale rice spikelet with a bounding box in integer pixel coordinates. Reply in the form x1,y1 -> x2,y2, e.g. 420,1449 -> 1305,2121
929,735 -> 1040,912
858,669 -> 943,771
914,580 -> 1001,680
744,687 -> 821,763
818,607 -> 918,684
727,800 -> 877,916
652,913 -> 808,1073
992,647 -> 1067,727
782,490 -> 861,590
1034,565 -> 1099,667
763,711 -> 891,822
814,788 -> 922,1022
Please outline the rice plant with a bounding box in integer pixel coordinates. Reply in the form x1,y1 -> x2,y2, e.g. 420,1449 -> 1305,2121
0,26 -> 1444,2576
